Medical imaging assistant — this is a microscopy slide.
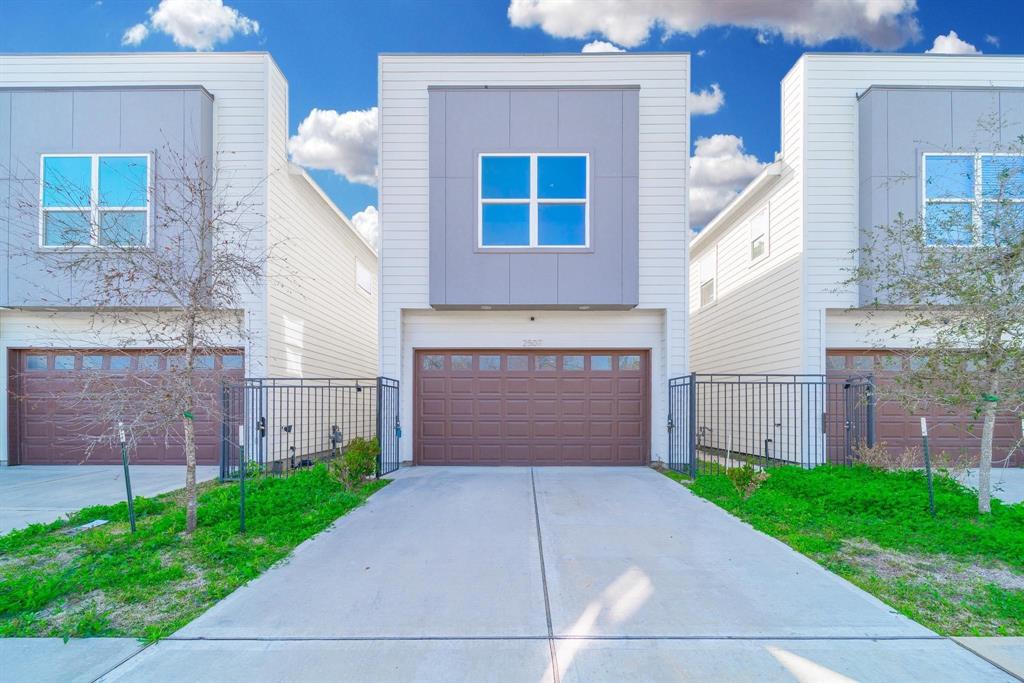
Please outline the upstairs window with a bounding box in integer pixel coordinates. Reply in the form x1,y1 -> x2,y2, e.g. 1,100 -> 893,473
41,154 -> 150,247
479,153 -> 589,248
749,204 -> 769,263
698,252 -> 716,308
355,260 -> 374,296
923,153 -> 1024,246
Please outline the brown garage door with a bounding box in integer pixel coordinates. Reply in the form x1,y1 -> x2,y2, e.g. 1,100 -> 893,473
415,350 -> 649,465
827,349 -> 1022,466
8,349 -> 244,465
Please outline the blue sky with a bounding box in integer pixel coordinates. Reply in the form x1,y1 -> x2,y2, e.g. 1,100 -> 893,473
3,0 -> 1023,236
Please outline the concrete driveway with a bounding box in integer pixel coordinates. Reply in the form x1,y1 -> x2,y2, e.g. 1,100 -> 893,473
65,467 -> 1013,681
0,465 -> 219,534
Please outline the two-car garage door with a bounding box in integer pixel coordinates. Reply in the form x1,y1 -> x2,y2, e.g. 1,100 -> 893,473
415,349 -> 649,465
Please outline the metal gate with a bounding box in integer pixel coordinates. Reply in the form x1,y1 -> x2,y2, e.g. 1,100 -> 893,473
667,373 -> 874,476
221,377 -> 401,480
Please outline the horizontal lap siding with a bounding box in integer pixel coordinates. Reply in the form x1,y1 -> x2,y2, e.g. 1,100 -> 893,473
802,54 -> 1024,374
379,54 -> 689,381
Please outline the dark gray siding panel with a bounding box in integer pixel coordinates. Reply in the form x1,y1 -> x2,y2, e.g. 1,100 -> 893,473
428,86 -> 640,308
857,85 -> 1024,305
1,87 -> 214,308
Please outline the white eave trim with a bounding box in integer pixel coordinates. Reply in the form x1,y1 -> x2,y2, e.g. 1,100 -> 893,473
287,162 -> 378,255
690,161 -> 783,252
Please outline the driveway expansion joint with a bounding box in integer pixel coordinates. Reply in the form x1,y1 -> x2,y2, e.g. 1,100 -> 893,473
530,467 -> 560,683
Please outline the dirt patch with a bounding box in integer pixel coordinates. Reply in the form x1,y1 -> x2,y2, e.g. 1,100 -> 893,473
837,539 -> 1024,590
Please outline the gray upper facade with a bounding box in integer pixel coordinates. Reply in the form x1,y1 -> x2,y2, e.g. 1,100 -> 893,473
857,85 -> 1024,305
428,86 -> 640,308
1,86 -> 214,307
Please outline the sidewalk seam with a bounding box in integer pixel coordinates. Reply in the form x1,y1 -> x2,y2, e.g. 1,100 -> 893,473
88,641 -> 153,683
949,637 -> 1024,682
531,468 -> 560,683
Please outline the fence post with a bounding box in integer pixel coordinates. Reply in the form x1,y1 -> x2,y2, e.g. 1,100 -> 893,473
375,376 -> 383,479
865,376 -> 877,449
688,372 -> 697,478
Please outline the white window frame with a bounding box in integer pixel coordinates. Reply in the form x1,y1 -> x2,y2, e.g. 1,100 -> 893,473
749,204 -> 769,264
477,152 -> 590,249
39,152 -> 153,249
921,152 -> 1024,247
698,250 -> 717,309
355,259 -> 374,297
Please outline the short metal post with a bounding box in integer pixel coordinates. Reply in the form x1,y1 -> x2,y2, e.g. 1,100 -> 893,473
921,417 -> 936,517
866,377 -> 877,449
688,372 -> 697,478
375,377 -> 383,479
239,425 -> 247,533
118,422 -> 136,533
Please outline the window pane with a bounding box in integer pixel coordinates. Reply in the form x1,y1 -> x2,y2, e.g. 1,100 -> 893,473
109,356 -> 131,371
909,357 -> 928,371
482,203 -> 529,246
536,355 -> 557,371
981,202 -> 1024,246
82,355 -> 103,370
826,355 -> 846,370
481,156 -> 530,199
138,355 -> 161,371
591,355 -> 612,371
981,155 -> 1024,199
99,156 -> 148,207
421,354 -> 444,371
43,156 -> 91,207
99,211 -> 147,246
537,156 -> 586,199
618,355 -> 641,371
924,203 -> 973,245
195,355 -> 215,370
44,211 -> 92,246
222,354 -> 244,370
853,356 -> 874,371
751,236 -> 766,260
451,354 -> 473,370
563,355 -> 584,371
881,356 -> 902,372
26,355 -> 48,371
479,355 -> 501,371
700,280 -> 715,306
925,155 -> 973,199
538,203 -> 585,246
507,355 -> 529,371
54,355 -> 75,370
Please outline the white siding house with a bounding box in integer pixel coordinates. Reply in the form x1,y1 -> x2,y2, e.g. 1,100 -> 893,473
0,53 -> 378,465
379,53 -> 689,465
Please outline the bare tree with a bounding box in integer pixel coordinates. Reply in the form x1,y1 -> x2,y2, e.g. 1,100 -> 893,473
8,148 -> 274,533
846,134 -> 1024,514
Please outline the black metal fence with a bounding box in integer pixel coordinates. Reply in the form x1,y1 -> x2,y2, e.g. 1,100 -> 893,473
221,377 -> 401,480
668,373 -> 874,477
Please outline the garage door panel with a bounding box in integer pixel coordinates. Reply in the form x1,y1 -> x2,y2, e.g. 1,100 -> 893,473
415,349 -> 648,465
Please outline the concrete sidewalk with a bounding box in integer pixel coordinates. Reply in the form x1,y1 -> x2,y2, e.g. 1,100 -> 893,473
0,465 -> 219,534
7,467 -> 1016,682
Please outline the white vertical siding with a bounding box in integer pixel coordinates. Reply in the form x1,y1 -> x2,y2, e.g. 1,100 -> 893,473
378,53 -> 690,380
264,65 -> 379,379
802,54 -> 1024,372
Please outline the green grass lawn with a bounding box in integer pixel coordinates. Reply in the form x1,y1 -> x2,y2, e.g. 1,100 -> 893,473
663,465 -> 1024,636
0,464 -> 387,640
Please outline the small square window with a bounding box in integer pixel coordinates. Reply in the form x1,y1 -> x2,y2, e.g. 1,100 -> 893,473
563,355 -> 584,371
25,355 -> 48,371
925,155 -> 974,199
222,354 -> 244,370
618,355 -> 641,371
54,355 -> 76,370
109,356 -> 132,371
44,211 -> 92,246
507,355 -> 529,371
481,156 -> 530,199
924,203 -> 973,246
138,355 -> 161,371
880,356 -> 902,372
826,355 -> 847,371
852,356 -> 874,371
536,355 -> 557,371
451,355 -> 473,370
538,204 -> 586,246
82,355 -> 104,370
168,356 -> 185,370
421,355 -> 444,371
195,355 -> 215,370
479,355 -> 501,371
909,357 -> 928,371
482,204 -> 530,246
700,279 -> 715,307
98,211 -> 147,246
751,236 -> 766,261
591,355 -> 612,371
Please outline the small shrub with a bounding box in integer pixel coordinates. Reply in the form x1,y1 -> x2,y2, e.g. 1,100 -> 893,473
726,464 -> 768,499
332,437 -> 379,490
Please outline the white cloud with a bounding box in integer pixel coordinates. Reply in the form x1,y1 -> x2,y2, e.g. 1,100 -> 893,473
689,134 -> 765,228
696,48 -> 706,56
508,0 -> 921,49
581,40 -> 625,52
121,23 -> 149,46
925,30 -> 980,55
690,83 -> 724,116
984,34 -> 999,48
351,205 -> 379,250
122,0 -> 259,51
287,107 -> 379,187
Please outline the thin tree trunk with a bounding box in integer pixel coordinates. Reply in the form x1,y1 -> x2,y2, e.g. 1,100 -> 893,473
978,380 -> 998,515
183,400 -> 198,533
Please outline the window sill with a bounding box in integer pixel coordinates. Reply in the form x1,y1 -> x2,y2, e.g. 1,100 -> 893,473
475,245 -> 595,255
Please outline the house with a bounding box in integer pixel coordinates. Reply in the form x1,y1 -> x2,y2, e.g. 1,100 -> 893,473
378,53 -> 690,466
689,53 -> 1024,461
1,52 -> 378,466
